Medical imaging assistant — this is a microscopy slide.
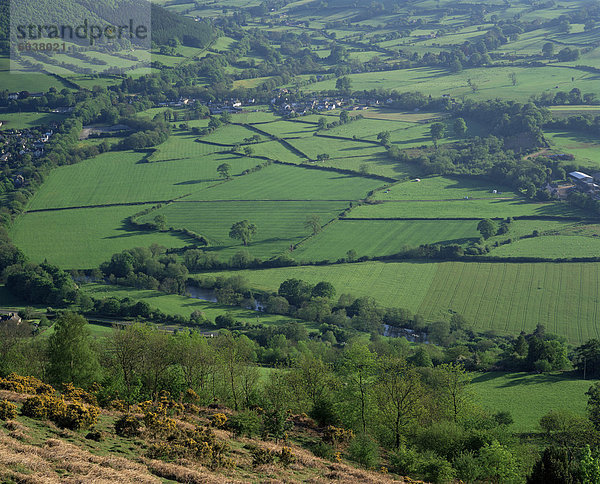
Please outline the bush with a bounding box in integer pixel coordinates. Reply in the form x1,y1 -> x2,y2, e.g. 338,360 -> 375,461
56,401 -> 100,430
311,441 -> 334,459
251,447 -> 275,466
211,412 -> 228,428
348,433 -> 379,469
0,400 -> 17,420
228,410 -> 261,438
278,446 -> 296,466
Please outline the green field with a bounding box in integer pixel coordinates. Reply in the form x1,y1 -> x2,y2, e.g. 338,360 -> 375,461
26,151 -> 259,210
350,199 -> 586,219
286,136 -> 386,160
211,260 -> 600,344
489,235 -> 600,258
373,176 -> 518,201
546,130 -> 600,168
11,205 -> 191,269
293,219 -> 480,261
0,111 -> 67,129
141,200 -> 349,260
471,372 -> 591,433
181,163 -> 382,201
303,66 -> 600,101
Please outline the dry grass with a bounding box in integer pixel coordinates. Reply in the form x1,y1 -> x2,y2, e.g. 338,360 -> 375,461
143,458 -> 244,484
0,433 -> 160,483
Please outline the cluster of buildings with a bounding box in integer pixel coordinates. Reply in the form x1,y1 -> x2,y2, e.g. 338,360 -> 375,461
0,125 -> 56,164
546,171 -> 600,199
271,95 -> 391,116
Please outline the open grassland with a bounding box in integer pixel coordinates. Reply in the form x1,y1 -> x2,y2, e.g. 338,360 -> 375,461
471,372 -> 590,433
10,205 -> 191,269
210,261 -> 439,312
182,163 -> 383,201
546,130 -> 600,168
286,136 -> 386,160
26,151 -> 259,209
489,234 -> 600,258
293,219 -> 480,261
0,56 -> 71,92
0,111 -> 66,129
148,131 -> 227,161
201,123 -> 260,144
143,200 -> 349,260
303,65 -> 599,101
247,140 -> 307,162
419,261 -> 600,343
212,260 -> 600,344
373,176 -> 517,201
350,199 -> 587,219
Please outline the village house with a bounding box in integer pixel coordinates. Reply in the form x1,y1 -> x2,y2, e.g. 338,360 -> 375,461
0,312 -> 22,324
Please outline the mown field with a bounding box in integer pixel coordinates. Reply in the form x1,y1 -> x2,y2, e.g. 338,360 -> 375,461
211,260 -> 600,344
293,219 -> 480,262
181,163 -> 382,201
372,176 -> 518,201
350,198 -> 587,219
141,200 -> 349,260
0,111 -> 67,129
25,151 -> 259,209
489,235 -> 600,259
471,372 -> 591,433
10,205 -> 191,269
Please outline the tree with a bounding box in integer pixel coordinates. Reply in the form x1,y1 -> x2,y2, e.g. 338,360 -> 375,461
229,220 -> 257,246
153,214 -> 167,230
335,76 -> 352,93
436,363 -> 471,422
542,42 -> 555,58
243,146 -> 254,156
453,118 -> 467,138
375,358 -> 425,448
317,117 -> 327,130
312,281 -> 336,299
430,122 -> 445,146
47,312 -> 99,387
316,153 -> 330,162
509,72 -> 517,86
377,131 -> 391,146
340,343 -> 376,433
217,163 -> 231,179
477,219 -> 497,239
340,110 -> 349,124
304,214 -> 322,235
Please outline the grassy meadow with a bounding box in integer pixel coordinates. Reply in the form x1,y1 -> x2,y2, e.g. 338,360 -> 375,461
10,205 -> 192,269
210,260 -> 600,344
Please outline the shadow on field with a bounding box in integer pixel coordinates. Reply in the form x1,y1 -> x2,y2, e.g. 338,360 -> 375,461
470,371 -> 583,388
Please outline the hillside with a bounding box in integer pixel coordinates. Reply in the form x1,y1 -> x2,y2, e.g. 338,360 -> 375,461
0,375 -> 410,484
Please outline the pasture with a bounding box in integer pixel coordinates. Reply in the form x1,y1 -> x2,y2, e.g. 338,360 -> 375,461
286,136 -> 386,160
26,151 -> 259,210
349,198 -> 586,219
293,219 -> 480,261
10,205 -> 191,269
0,111 -> 66,129
372,176 -> 517,201
489,234 -> 600,259
211,260 -> 600,344
546,130 -> 600,168
181,162 -> 383,201
471,372 -> 590,433
303,65 -> 600,101
140,200 -> 350,260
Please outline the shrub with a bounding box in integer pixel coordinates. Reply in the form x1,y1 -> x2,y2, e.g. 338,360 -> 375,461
324,425 -> 354,446
311,441 -> 334,459
278,446 -> 296,466
211,412 -> 228,428
228,410 -> 261,437
0,400 -> 17,420
0,373 -> 54,395
348,433 -> 379,469
56,401 -> 99,430
251,447 -> 275,467
115,414 -> 141,437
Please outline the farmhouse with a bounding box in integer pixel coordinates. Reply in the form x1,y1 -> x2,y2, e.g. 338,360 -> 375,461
569,171 -> 593,185
0,312 -> 22,324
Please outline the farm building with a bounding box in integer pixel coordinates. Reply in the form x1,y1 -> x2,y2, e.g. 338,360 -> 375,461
0,312 -> 22,324
569,171 -> 594,184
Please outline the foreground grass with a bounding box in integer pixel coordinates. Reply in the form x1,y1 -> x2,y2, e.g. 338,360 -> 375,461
471,371 -> 591,433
